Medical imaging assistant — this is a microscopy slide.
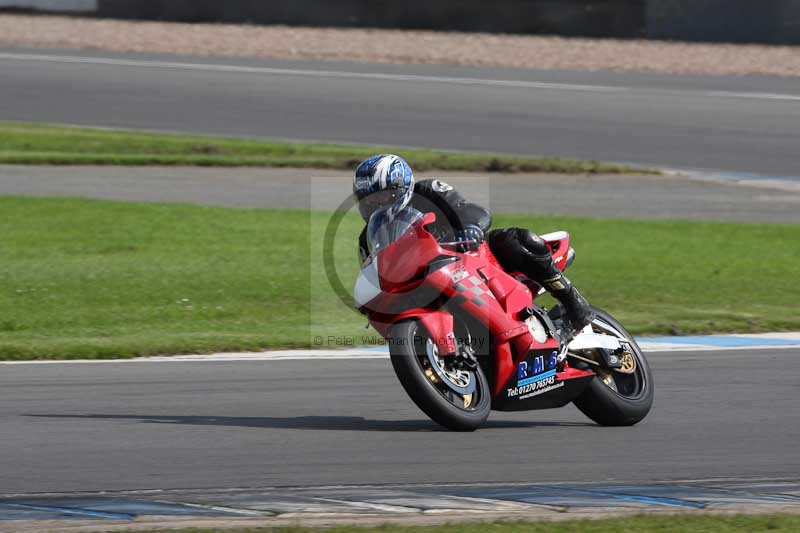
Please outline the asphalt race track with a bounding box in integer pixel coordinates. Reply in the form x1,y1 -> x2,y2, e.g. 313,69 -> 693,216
1,349 -> 799,494
2,49 -> 800,178
2,166 -> 799,223
2,47 -> 800,522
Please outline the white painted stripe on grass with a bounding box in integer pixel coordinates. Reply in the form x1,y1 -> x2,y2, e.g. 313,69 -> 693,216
0,52 -> 625,93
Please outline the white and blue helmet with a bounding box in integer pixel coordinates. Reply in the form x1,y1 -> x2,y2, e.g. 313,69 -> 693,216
353,154 -> 415,222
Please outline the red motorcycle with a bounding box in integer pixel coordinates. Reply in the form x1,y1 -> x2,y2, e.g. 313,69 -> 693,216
354,207 -> 654,431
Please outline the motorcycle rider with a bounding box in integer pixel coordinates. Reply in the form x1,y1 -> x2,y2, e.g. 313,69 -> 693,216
353,154 -> 594,334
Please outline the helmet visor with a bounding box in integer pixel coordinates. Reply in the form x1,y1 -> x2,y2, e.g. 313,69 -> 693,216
358,189 -> 400,220
364,189 -> 399,206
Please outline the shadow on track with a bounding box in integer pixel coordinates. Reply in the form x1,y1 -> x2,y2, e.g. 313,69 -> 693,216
26,414 -> 593,432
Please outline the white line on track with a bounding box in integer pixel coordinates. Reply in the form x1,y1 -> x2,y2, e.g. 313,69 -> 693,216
311,497 -> 419,514
637,343 -> 800,352
708,91 -> 800,102
0,51 -> 624,93
0,352 -> 390,364
164,501 -> 267,517
3,51 -> 800,102
2,343 -> 799,365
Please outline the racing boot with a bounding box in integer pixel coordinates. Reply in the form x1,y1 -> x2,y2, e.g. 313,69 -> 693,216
542,273 -> 595,334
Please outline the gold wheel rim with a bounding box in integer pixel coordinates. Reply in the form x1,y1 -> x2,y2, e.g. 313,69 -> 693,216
463,394 -> 473,409
618,351 -> 637,374
597,369 -> 618,391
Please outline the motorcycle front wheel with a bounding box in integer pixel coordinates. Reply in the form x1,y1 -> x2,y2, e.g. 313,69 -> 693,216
389,319 -> 491,431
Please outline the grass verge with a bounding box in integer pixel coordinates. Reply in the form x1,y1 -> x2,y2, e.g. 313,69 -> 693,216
0,121 -> 650,174
1,196 -> 797,359
112,513 -> 800,532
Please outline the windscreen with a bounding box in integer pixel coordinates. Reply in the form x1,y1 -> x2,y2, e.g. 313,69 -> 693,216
366,206 -> 425,255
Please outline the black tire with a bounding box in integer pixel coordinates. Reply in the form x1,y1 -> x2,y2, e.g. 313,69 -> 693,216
570,306 -> 654,426
389,320 -> 491,431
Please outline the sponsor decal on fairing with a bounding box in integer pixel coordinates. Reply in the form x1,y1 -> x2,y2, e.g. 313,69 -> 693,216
507,350 -> 561,399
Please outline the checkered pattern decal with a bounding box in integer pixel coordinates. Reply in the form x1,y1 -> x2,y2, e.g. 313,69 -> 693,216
451,275 -> 496,307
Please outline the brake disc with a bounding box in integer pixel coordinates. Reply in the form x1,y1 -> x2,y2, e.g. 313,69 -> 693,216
425,339 -> 476,395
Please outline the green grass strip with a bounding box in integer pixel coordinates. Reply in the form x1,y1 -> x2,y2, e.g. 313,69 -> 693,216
0,121 -> 650,174
109,513 -> 800,532
1,196 -> 798,359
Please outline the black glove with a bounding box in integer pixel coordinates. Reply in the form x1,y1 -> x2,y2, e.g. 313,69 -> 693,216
455,225 -> 484,253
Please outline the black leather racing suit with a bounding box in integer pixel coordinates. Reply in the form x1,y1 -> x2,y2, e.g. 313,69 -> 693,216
358,179 -> 490,262
357,179 -> 593,330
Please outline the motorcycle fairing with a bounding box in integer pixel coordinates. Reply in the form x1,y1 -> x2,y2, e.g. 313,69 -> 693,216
436,255 -> 583,396
392,309 -> 456,355
360,210 -> 594,408
437,261 -> 596,410
492,363 -> 595,412
541,231 -> 571,271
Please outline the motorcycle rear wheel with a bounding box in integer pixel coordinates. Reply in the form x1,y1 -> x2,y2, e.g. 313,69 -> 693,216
389,319 -> 491,431
567,306 -> 655,426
